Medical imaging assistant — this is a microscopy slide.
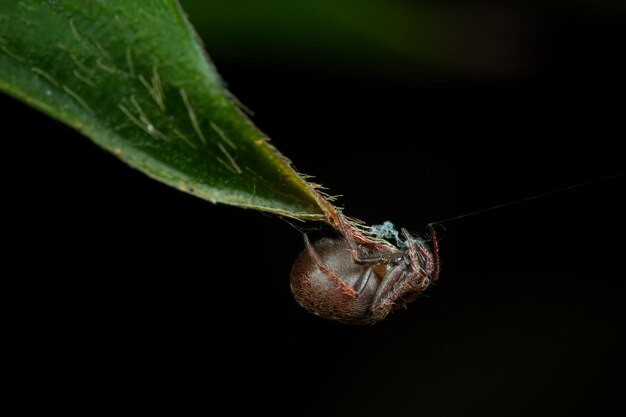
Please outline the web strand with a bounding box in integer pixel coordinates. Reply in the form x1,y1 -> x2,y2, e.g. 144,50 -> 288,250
434,173 -> 625,225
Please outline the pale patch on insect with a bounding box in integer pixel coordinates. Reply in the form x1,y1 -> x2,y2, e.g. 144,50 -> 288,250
62,84 -> 94,114
370,221 -> 406,248
180,88 -> 207,144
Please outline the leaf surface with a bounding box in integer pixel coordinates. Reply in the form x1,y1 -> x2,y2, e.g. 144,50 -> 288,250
0,0 -> 330,220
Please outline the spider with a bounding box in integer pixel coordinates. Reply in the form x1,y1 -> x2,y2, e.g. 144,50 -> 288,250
290,214 -> 440,324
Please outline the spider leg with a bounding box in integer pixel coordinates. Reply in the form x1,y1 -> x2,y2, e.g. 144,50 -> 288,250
372,267 -> 431,313
355,268 -> 374,295
402,228 -> 436,277
337,213 -> 392,265
304,234 -> 357,298
371,266 -> 414,312
336,211 -> 377,247
427,224 -> 440,281
401,228 -> 421,272
352,252 -> 390,265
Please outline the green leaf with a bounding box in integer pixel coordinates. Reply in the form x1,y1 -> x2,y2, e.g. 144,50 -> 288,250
0,0 -> 332,221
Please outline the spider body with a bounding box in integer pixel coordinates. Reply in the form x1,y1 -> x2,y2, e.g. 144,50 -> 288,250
290,223 -> 439,325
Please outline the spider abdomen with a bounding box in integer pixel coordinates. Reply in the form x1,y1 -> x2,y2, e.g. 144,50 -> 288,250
290,238 -> 389,324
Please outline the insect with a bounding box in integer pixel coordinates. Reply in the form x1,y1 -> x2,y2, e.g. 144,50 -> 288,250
290,215 -> 440,324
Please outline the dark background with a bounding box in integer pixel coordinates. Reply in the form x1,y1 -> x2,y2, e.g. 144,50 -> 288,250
4,1 -> 624,415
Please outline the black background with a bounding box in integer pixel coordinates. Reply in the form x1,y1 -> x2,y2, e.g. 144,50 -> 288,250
4,2 -> 625,416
